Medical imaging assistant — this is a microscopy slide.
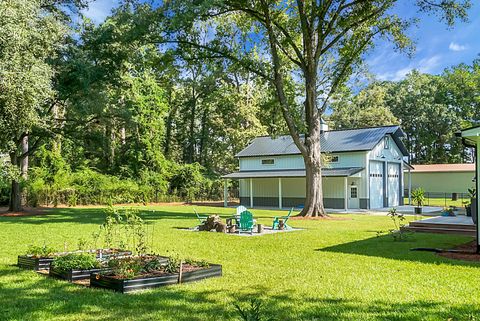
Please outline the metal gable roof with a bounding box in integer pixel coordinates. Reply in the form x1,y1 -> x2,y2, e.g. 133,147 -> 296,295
236,126 -> 408,157
222,167 -> 364,179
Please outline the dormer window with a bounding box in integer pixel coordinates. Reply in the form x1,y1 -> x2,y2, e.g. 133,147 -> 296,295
384,136 -> 390,149
261,159 -> 275,165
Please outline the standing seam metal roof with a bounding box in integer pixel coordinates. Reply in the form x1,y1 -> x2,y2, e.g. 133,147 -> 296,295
236,126 -> 408,157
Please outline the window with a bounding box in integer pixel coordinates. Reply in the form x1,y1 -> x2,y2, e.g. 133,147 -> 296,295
330,155 -> 339,163
384,136 -> 390,149
261,159 -> 275,165
350,187 -> 358,198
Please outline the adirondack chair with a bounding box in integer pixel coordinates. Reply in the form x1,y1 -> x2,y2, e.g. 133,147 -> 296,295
236,205 -> 248,217
239,210 -> 255,234
272,207 -> 294,230
193,208 -> 208,225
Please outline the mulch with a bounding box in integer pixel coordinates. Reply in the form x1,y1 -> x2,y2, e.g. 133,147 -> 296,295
438,241 -> 480,262
0,207 -> 53,217
290,215 -> 351,221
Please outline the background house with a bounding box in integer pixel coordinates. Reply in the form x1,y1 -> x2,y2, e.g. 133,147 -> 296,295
404,164 -> 475,200
223,125 -> 409,210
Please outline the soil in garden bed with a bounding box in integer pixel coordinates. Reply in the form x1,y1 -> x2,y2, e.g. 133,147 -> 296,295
438,241 -> 480,262
104,264 -> 204,280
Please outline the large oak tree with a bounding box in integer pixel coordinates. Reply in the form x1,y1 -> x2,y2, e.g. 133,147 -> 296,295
158,0 -> 471,216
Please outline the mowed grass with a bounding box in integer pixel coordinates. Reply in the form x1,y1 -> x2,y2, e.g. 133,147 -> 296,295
0,205 -> 479,321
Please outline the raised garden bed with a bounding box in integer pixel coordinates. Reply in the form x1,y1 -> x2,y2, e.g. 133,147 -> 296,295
49,266 -> 110,282
17,249 -> 131,271
17,255 -> 54,271
90,263 -> 222,293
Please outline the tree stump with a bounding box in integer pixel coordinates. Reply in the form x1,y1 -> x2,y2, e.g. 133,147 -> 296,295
216,222 -> 227,233
198,215 -> 221,231
278,219 -> 284,230
228,225 -> 236,233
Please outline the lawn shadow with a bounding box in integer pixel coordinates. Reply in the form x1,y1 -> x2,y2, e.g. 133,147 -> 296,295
318,233 -> 480,267
0,206 -> 278,226
0,267 -> 478,320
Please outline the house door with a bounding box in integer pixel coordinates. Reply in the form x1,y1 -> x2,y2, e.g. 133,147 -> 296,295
369,161 -> 384,208
388,163 -> 400,207
348,185 -> 360,209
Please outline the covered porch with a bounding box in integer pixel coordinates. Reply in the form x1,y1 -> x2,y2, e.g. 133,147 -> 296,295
222,167 -> 364,211
459,125 -> 480,251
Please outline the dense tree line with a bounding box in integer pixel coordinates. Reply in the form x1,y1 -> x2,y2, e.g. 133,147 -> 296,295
330,62 -> 480,164
0,0 -> 474,214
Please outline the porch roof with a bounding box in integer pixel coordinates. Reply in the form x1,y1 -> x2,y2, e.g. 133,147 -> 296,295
222,167 -> 364,179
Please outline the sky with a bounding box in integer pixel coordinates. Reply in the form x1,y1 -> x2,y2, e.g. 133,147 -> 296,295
83,1 -> 480,82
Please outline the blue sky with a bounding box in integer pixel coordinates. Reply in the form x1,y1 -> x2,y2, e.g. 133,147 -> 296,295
83,1 -> 480,81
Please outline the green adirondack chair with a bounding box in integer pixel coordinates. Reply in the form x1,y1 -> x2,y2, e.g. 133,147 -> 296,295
239,210 -> 255,234
272,208 -> 294,230
193,208 -> 208,225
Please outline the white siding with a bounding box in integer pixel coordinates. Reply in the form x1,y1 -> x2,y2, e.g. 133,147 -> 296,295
239,155 -> 304,171
239,151 -> 368,171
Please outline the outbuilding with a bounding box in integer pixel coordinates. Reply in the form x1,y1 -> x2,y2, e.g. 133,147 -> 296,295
223,125 -> 409,210
404,164 -> 475,200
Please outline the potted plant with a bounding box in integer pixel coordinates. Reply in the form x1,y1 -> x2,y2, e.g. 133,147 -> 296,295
411,188 -> 425,215
469,188 -> 477,224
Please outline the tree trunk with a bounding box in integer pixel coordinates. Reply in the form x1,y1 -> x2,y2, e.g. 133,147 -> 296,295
8,153 -> 22,212
299,120 -> 327,217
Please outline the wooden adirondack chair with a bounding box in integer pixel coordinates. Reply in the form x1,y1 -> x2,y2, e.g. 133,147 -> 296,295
272,208 -> 294,230
239,210 -> 255,234
193,208 -> 208,225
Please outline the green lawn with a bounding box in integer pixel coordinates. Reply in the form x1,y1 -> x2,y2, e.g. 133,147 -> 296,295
1,205 -> 479,321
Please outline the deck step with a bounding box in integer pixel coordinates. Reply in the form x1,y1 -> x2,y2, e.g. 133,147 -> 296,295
409,222 -> 475,230
404,225 -> 475,236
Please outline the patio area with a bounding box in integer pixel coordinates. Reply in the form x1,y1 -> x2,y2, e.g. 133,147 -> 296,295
405,215 -> 475,236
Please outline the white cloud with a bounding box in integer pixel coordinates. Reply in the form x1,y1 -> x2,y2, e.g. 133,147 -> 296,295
375,55 -> 441,81
449,42 -> 467,51
82,0 -> 118,24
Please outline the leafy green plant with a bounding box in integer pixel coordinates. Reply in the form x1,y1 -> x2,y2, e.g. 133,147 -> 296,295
51,253 -> 100,272
107,257 -> 144,279
468,188 -> 476,199
143,256 -> 165,273
164,254 -> 181,274
411,188 -> 425,207
387,208 -> 411,241
184,258 -> 210,268
26,244 -> 56,258
234,298 -> 275,321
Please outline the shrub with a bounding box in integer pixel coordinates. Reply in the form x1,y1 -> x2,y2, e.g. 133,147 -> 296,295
51,253 -> 100,272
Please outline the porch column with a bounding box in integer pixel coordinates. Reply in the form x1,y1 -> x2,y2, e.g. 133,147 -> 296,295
249,178 -> 253,208
278,177 -> 282,209
408,169 -> 412,205
476,143 -> 479,253
223,179 -> 228,207
344,177 -> 348,211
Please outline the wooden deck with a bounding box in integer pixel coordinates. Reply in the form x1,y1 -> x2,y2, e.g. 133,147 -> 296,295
405,216 -> 476,236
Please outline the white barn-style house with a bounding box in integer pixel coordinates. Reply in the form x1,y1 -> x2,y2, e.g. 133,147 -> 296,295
223,125 -> 409,210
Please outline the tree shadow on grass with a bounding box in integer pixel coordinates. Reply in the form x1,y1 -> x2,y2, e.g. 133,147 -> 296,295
318,233 -> 480,267
0,266 -> 478,321
0,206 -> 277,226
